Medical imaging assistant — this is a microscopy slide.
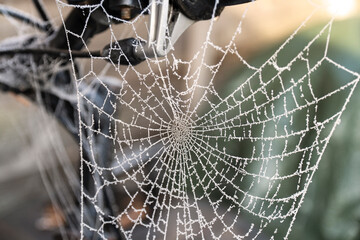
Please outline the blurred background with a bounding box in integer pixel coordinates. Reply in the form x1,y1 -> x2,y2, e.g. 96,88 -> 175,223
0,0 -> 360,239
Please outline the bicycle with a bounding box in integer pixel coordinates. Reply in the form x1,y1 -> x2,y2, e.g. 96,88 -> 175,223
0,1 -> 255,239
1,1 -> 359,239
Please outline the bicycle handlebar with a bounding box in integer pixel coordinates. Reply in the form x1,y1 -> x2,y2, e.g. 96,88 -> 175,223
174,0 -> 253,20
66,0 -> 254,20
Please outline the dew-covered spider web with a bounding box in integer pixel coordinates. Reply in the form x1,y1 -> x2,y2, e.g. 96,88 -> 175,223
51,0 -> 360,239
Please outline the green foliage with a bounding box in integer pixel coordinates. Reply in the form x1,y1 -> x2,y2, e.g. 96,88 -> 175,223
212,18 -> 360,239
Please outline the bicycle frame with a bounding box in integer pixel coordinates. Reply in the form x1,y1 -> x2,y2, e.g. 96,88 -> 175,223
0,1 -> 254,239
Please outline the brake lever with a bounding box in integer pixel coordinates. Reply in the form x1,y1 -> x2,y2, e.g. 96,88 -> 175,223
102,0 -> 194,65
134,0 -> 194,59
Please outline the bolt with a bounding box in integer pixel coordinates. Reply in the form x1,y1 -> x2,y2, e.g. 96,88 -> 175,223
121,7 -> 132,20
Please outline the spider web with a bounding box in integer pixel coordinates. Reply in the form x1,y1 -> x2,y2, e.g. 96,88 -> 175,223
52,0 -> 360,239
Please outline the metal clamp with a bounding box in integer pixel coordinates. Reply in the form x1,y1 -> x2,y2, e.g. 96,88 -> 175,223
134,0 -> 194,59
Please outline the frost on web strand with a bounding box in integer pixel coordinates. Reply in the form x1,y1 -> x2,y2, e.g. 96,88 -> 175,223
55,1 -> 360,239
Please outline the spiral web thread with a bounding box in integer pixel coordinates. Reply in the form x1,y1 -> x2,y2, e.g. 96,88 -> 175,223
53,0 -> 360,239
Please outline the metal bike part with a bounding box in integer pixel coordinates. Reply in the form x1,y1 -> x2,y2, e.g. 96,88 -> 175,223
102,0 -> 194,65
133,0 -> 194,59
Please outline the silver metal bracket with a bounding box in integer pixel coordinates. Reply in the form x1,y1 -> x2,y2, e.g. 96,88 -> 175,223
134,0 -> 194,59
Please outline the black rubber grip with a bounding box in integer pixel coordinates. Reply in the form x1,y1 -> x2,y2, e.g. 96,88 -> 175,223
173,0 -> 224,21
173,0 -> 253,21
218,0 -> 254,7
